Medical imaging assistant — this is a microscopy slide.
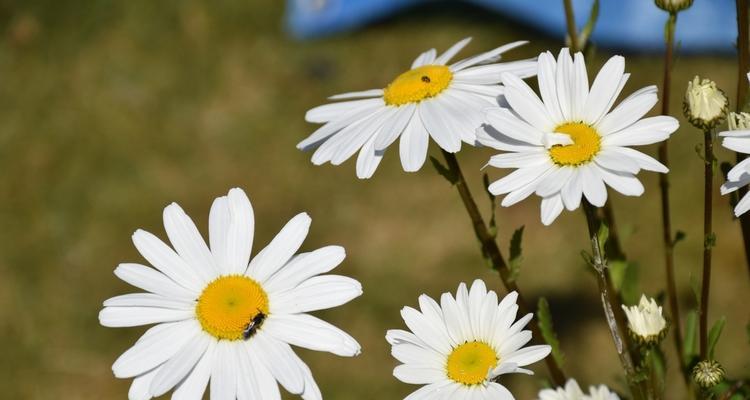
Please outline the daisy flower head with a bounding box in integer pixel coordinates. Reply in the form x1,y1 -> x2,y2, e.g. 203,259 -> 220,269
683,76 -> 727,130
721,73 -> 750,216
621,295 -> 667,345
538,379 -> 620,400
479,48 -> 679,225
386,279 -> 551,399
99,188 -> 362,399
654,0 -> 693,13
299,37 -> 537,179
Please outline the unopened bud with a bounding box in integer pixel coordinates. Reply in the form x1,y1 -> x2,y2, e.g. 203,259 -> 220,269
655,0 -> 693,13
683,76 -> 728,130
692,360 -> 725,389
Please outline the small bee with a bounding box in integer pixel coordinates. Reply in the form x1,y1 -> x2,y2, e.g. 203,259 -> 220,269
421,76 -> 431,83
242,310 -> 267,340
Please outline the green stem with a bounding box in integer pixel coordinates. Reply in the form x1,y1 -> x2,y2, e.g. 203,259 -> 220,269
582,201 -> 643,399
563,0 -> 580,52
439,150 -> 567,386
699,130 -> 715,360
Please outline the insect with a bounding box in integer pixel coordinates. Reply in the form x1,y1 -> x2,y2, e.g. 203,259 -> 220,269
421,75 -> 431,83
242,310 -> 267,340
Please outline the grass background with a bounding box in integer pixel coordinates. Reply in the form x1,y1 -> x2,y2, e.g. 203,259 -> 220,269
0,0 -> 748,398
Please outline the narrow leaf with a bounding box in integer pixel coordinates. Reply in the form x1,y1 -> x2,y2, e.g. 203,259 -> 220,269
683,310 -> 699,367
429,156 -> 457,184
577,0 -> 600,50
707,316 -> 726,359
536,297 -> 565,368
508,226 -> 524,282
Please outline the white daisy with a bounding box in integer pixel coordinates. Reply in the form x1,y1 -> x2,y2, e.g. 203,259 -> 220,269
299,37 -> 536,179
386,279 -> 551,399
99,188 -> 362,399
479,48 -> 679,225
621,295 -> 667,345
538,379 -> 620,400
720,74 -> 750,216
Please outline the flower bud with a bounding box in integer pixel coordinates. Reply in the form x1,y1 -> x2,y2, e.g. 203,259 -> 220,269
692,360 -> 725,389
621,295 -> 668,346
655,0 -> 693,13
683,76 -> 728,130
727,111 -> 750,131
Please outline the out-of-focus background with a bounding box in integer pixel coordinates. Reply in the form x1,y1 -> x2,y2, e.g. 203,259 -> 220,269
1,1 -> 749,399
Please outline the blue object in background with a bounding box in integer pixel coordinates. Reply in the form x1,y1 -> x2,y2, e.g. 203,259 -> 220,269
285,0 -> 737,54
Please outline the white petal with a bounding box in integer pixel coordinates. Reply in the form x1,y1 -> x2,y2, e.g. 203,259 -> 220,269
453,60 -> 537,85
583,55 -> 625,123
393,364 -> 445,385
482,383 -> 514,400
149,332 -> 210,397
400,306 -> 453,354
328,89 -> 384,101
412,48 -> 437,69
236,341 -> 263,400
541,194 -> 565,225
485,108 -> 544,145
298,102 -> 384,150
562,169 -> 584,210
501,345 -> 551,367
735,192 -> 750,216
419,99 -> 462,153
263,245 -> 345,293
501,72 -> 556,131
570,52 -> 589,120
722,136 -> 750,154
602,115 -> 678,147
374,104 -> 416,150
721,169 -> 750,194
580,165 -> 608,207
356,134 -> 384,179
391,342 -> 444,365
403,381 -> 455,400
399,110 -> 430,172
450,41 -> 528,71
271,275 -> 362,314
594,148 -> 641,174
440,292 -> 471,344
128,367 -> 160,400
131,231 -> 204,294
330,108 -> 392,165
555,48 -> 574,120
286,350 -> 323,400
727,157 -> 750,181
171,340 -> 215,400
99,306 -> 193,328
535,166 -> 574,197
246,213 -> 311,283
113,263 -> 196,300
607,146 -> 668,173
599,168 -> 645,196
210,340 -> 237,400
305,98 -> 383,123
221,188 -> 255,275
103,293 -> 194,310
596,86 -> 658,135
262,313 -> 361,356
488,163 -> 553,195
250,332 -> 305,395
162,203 -> 219,283
487,151 -> 549,169
537,51 -> 564,123
435,37 -> 472,65
245,346 -> 282,400
112,320 -> 197,378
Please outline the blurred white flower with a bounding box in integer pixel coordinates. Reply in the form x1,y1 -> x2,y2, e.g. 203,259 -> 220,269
683,76 -> 727,130
621,295 -> 667,345
654,0 -> 693,12
99,188 -> 361,399
387,280 -> 550,399
720,72 -> 750,217
480,48 -> 678,225
538,379 -> 620,400
299,37 -> 536,178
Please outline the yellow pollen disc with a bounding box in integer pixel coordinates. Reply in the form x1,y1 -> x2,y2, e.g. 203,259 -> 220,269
549,122 -> 602,166
446,341 -> 498,385
383,65 -> 453,106
196,275 -> 269,341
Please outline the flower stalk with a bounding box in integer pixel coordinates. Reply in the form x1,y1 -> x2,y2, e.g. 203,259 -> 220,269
438,150 -> 567,386
582,200 -> 643,399
659,9 -> 686,380
700,128 -> 716,360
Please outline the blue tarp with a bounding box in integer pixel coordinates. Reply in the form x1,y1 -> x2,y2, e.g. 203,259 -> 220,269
286,0 -> 737,53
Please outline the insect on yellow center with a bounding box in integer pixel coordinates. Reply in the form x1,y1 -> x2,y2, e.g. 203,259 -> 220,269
446,341 -> 499,385
196,275 -> 269,341
548,122 -> 601,166
383,65 -> 453,106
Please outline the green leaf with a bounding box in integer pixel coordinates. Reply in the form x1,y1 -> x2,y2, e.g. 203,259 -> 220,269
708,316 -> 726,359
507,226 -> 524,282
683,310 -> 699,367
597,221 -> 609,250
689,273 -> 702,307
536,297 -> 565,369
429,156 -> 457,184
608,260 -> 640,305
577,0 -> 600,50
647,348 -> 667,395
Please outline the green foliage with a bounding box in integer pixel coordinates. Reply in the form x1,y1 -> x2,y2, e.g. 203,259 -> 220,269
608,260 -> 640,305
429,156 -> 457,184
708,317 -> 726,359
508,226 -> 524,282
597,221 -> 609,250
683,310 -> 699,367
537,297 -> 566,369
577,0 -> 600,50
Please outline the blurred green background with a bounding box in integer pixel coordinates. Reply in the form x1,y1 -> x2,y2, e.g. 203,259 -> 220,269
1,1 -> 749,399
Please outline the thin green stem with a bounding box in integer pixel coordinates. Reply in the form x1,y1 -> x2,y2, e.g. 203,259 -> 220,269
582,201 -> 643,399
659,11 -> 687,382
439,150 -> 567,386
563,0 -> 580,52
699,130 -> 715,360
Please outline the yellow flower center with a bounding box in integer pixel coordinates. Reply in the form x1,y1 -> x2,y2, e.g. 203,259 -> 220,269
383,65 -> 453,106
446,341 -> 498,385
548,122 -> 601,166
195,275 -> 269,341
